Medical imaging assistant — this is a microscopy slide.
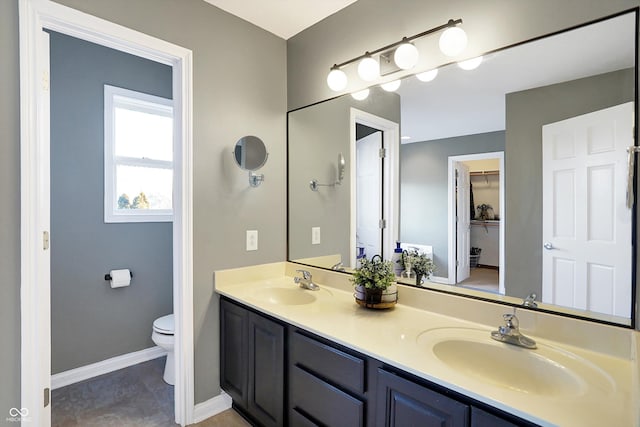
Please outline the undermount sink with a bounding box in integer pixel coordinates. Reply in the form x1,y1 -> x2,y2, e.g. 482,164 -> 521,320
252,287 -> 319,305
417,327 -> 614,397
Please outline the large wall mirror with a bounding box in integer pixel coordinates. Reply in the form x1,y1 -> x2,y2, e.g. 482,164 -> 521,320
288,11 -> 637,326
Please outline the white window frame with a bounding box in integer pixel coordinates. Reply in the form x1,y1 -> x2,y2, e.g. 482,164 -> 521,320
104,84 -> 174,223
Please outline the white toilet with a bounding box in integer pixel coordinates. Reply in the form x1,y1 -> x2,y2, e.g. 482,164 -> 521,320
152,314 -> 175,385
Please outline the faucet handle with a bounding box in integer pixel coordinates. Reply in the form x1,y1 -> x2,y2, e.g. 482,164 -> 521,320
502,313 -> 519,330
296,269 -> 312,280
523,292 -> 538,308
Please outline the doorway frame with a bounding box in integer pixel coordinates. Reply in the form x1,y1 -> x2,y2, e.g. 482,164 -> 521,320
19,0 -> 194,425
350,108 -> 400,266
447,152 -> 505,294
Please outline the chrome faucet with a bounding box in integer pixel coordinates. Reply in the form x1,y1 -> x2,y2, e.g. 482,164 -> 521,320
331,262 -> 345,271
523,292 -> 538,308
294,270 -> 320,291
491,311 -> 537,349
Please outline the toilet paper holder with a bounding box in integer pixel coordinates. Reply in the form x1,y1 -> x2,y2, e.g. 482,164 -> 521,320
104,271 -> 133,281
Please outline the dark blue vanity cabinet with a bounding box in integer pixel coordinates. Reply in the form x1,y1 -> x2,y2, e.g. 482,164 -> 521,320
220,297 -> 536,427
288,330 -> 370,426
220,298 -> 285,427
375,369 -> 469,426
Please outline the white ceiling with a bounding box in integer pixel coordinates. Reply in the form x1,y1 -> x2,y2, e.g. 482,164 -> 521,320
202,0 -> 359,39
397,13 -> 635,143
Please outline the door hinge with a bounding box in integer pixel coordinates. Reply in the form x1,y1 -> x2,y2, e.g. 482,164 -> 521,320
43,231 -> 49,250
44,387 -> 50,408
456,260 -> 460,266
455,169 -> 459,178
379,219 -> 387,229
42,71 -> 50,92
379,148 -> 386,159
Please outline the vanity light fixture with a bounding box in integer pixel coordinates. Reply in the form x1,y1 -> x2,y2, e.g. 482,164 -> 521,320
351,89 -> 370,100
326,18 -> 465,91
394,39 -> 419,70
458,56 -> 483,70
416,68 -> 439,82
439,26 -> 468,57
380,80 -> 401,92
327,66 -> 348,91
357,54 -> 380,81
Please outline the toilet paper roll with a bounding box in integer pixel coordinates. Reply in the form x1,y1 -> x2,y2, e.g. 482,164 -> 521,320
109,269 -> 131,288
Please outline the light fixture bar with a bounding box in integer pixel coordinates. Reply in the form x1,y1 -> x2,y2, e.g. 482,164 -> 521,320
332,18 -> 463,70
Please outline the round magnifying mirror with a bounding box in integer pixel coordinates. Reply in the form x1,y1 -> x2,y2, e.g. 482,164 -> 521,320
233,136 -> 268,171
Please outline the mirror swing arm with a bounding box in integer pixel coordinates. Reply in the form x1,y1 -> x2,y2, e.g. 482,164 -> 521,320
310,153 -> 346,191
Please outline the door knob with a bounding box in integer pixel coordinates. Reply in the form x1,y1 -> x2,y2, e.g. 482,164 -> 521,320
543,242 -> 554,250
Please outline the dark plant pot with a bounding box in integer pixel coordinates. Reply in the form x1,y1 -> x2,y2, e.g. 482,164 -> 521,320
415,274 -> 423,286
354,284 -> 398,309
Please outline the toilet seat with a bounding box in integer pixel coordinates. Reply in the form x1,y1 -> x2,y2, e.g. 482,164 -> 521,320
153,314 -> 174,335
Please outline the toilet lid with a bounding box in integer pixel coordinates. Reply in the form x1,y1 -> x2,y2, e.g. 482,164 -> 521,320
153,314 -> 174,334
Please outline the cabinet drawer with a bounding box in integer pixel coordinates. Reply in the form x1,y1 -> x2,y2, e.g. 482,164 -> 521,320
291,331 -> 366,394
290,365 -> 365,427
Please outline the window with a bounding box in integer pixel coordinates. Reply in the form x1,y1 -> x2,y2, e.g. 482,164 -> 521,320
104,85 -> 173,223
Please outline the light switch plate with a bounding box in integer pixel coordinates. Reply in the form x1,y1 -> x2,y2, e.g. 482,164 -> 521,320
246,230 -> 258,251
312,227 -> 321,245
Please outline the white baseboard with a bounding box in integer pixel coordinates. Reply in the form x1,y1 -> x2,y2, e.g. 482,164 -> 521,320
51,346 -> 167,390
192,391 -> 232,424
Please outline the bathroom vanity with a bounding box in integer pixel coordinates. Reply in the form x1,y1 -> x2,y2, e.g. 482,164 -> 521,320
221,296 -> 530,426
215,262 -> 639,427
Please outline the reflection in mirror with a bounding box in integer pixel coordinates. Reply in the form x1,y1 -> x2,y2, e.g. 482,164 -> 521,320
234,135 -> 268,171
233,135 -> 268,187
288,12 -> 637,325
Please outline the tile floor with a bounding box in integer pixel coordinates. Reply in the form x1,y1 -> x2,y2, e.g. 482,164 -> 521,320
52,357 -> 249,427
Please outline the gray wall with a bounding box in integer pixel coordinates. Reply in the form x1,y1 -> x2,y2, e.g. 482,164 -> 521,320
39,0 -> 285,406
505,68 -> 635,299
0,0 -> 21,417
400,131 -> 505,275
288,88 -> 400,265
49,32 -> 174,374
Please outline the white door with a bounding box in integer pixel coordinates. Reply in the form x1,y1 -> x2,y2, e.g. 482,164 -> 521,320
542,102 -> 633,317
356,132 -> 382,258
456,162 -> 471,282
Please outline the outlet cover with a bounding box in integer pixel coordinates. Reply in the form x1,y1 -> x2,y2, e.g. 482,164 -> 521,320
246,230 -> 258,251
312,227 -> 321,245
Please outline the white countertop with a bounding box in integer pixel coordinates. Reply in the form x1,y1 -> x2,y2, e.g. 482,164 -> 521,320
214,262 -> 639,427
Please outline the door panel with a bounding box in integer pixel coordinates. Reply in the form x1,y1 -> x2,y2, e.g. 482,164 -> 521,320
542,102 -> 633,317
456,162 -> 471,282
356,132 -> 383,258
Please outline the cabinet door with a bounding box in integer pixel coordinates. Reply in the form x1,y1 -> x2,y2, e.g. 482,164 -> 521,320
376,369 -> 468,427
247,311 -> 285,427
220,298 -> 248,407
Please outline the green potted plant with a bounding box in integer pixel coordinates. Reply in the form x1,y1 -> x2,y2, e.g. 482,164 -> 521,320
403,249 -> 434,286
351,255 -> 397,308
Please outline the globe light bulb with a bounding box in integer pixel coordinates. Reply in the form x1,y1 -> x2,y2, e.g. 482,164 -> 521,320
351,89 -> 370,101
457,56 -> 483,71
357,56 -> 380,82
439,26 -> 468,57
380,80 -> 401,92
394,42 -> 419,70
416,69 -> 438,82
326,67 -> 347,91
